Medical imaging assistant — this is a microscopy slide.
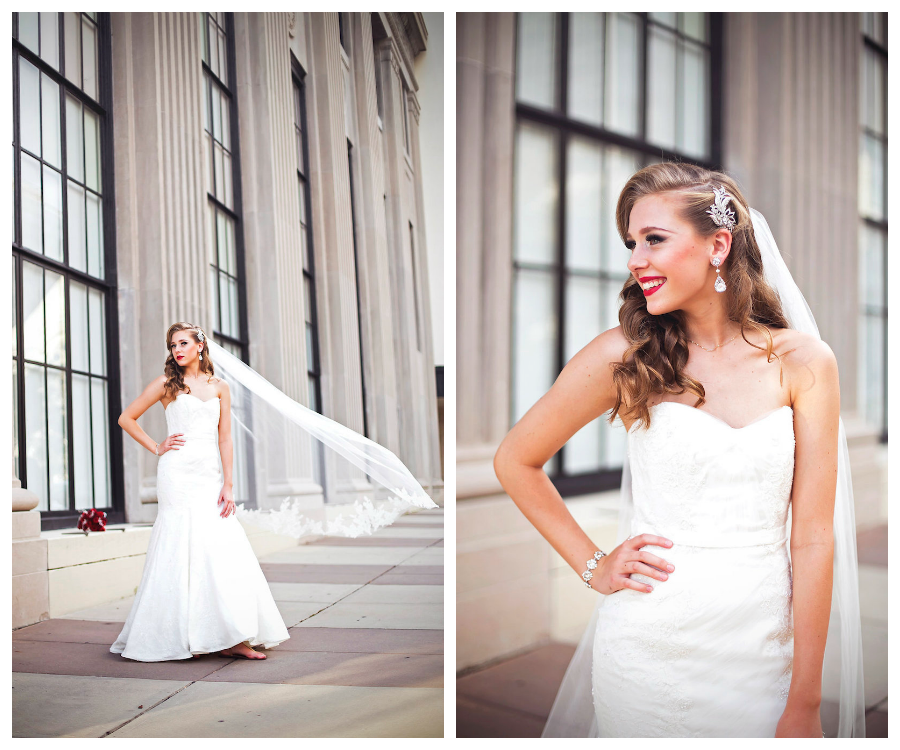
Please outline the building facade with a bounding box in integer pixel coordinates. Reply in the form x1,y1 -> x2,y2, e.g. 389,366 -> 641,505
457,12 -> 887,671
12,12 -> 442,626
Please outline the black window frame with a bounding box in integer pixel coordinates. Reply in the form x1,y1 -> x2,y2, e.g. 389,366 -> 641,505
346,139 -> 369,438
513,12 -> 723,497
12,12 -> 125,530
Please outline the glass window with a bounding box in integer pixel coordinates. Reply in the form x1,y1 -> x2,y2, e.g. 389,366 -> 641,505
512,12 -> 718,495
857,13 -> 887,439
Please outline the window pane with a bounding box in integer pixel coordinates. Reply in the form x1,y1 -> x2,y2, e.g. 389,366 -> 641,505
308,373 -> 317,413
64,12 -> 82,87
858,133 -> 885,221
223,151 -> 233,209
513,123 -> 558,264
24,362 -> 48,510
224,216 -> 236,275
216,210 -> 227,269
66,95 -> 84,182
21,153 -> 43,253
13,360 -> 20,478
200,12 -> 209,65
218,272 -> 231,336
40,12 -> 60,70
565,137 -> 601,272
70,281 -> 89,372
516,13 -> 558,110
565,276 -> 601,361
91,377 -> 110,507
19,13 -> 40,54
67,181 -> 87,272
202,73 -> 209,132
19,58 -> 41,157
647,26 -> 677,150
649,12 -> 676,28
203,131 -> 213,195
568,13 -> 604,127
84,108 -> 101,192
82,17 -> 98,100
88,287 -> 106,376
47,367 -> 68,510
858,223 -> 885,309
861,48 -> 886,136
604,13 -> 641,138
210,265 -> 219,331
44,268 -> 66,367
40,75 -> 61,168
42,166 -> 63,262
228,276 -> 239,335
217,28 -> 228,86
512,268 -> 557,425
207,16 -> 218,78
220,88 -> 230,149
601,147 -> 640,274
680,42 -> 710,158
23,261 -> 46,363
86,191 -> 104,278
214,142 -> 225,200
72,373 -> 92,505
681,12 -> 707,42
305,321 -> 315,373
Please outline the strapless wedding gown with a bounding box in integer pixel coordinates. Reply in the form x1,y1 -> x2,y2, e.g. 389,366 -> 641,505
592,401 -> 795,737
111,392 -> 289,661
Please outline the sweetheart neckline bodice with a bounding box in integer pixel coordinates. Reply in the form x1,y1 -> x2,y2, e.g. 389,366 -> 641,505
628,401 -> 793,434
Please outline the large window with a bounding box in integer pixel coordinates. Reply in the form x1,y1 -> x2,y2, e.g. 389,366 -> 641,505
12,12 -> 122,528
200,12 -> 253,506
512,12 -> 720,495
858,13 -> 887,441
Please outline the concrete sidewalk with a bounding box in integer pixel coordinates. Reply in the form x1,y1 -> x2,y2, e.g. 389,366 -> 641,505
458,523 -> 887,738
13,508 -> 444,738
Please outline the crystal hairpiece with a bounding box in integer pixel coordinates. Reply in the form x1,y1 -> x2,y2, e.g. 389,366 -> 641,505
706,186 -> 736,232
196,329 -> 206,342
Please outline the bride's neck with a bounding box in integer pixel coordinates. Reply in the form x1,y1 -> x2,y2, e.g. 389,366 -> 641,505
682,305 -> 739,347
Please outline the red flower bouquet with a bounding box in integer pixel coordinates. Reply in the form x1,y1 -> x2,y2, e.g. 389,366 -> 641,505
77,508 -> 108,533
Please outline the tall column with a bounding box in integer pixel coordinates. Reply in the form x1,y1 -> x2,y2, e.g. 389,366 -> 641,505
456,13 -> 517,497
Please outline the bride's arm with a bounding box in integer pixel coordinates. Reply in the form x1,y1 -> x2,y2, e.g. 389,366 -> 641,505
217,380 -> 234,491
118,376 -> 170,455
494,326 -> 670,594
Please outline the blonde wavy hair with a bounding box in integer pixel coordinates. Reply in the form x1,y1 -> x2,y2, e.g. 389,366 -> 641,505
610,163 -> 791,430
163,322 -> 216,398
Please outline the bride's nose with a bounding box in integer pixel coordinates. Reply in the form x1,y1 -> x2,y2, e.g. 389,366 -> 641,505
628,249 -> 649,275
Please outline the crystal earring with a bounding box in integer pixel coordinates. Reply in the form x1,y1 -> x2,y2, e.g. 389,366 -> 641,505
199,352 -> 203,361
712,257 -> 726,293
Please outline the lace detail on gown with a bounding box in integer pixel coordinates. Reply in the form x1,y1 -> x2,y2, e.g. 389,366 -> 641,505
592,402 -> 795,737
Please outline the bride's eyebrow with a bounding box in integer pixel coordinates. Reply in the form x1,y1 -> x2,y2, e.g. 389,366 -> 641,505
625,226 -> 672,240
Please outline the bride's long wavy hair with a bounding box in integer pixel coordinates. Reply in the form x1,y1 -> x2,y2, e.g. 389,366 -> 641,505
164,322 -> 216,398
610,163 -> 791,429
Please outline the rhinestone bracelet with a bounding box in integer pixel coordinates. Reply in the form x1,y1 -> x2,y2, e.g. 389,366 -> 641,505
582,550 -> 606,588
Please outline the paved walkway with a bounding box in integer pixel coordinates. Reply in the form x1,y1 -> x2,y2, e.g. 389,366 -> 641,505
13,508 -> 443,738
458,523 -> 887,738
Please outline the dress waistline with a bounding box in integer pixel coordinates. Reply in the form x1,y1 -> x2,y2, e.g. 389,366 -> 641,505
630,523 -> 787,549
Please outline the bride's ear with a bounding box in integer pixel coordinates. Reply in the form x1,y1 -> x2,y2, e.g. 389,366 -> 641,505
712,229 -> 732,263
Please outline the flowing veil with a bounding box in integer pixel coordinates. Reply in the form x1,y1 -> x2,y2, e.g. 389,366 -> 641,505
542,209 -> 865,737
205,339 -> 437,538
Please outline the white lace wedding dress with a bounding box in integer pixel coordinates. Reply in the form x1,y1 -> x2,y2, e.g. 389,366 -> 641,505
592,401 -> 796,737
110,392 -> 289,661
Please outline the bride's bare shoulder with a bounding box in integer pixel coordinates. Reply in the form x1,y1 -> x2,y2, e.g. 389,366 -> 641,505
578,325 -> 631,367
769,327 -> 835,365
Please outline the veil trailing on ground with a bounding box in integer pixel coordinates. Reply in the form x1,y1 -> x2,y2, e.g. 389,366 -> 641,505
542,209 -> 865,737
206,339 -> 437,538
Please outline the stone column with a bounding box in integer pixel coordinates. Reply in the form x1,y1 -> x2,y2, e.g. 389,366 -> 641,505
456,13 -> 517,498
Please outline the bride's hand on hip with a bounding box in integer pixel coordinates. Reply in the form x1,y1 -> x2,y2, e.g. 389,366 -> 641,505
591,534 -> 674,595
157,433 -> 185,455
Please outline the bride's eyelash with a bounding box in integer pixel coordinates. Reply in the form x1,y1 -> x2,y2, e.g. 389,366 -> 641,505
624,234 -> 666,251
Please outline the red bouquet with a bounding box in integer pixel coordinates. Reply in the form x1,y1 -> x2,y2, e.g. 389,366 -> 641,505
77,508 -> 108,533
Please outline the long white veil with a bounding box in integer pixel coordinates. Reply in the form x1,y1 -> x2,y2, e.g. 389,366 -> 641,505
205,339 -> 437,538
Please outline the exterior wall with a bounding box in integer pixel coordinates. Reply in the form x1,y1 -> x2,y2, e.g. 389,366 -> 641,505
456,12 -> 887,673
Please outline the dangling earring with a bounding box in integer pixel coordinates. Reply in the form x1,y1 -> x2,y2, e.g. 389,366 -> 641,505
199,351 -> 203,361
712,257 -> 726,293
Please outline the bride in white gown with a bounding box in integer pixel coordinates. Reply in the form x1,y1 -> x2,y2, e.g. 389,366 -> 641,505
493,163 -> 864,737
111,322 -> 289,661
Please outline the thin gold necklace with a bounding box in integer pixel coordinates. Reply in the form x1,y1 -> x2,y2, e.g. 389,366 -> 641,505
687,333 -> 740,352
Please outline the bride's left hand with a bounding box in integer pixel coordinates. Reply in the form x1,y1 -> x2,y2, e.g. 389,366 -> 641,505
218,486 -> 236,518
775,705 -> 823,737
